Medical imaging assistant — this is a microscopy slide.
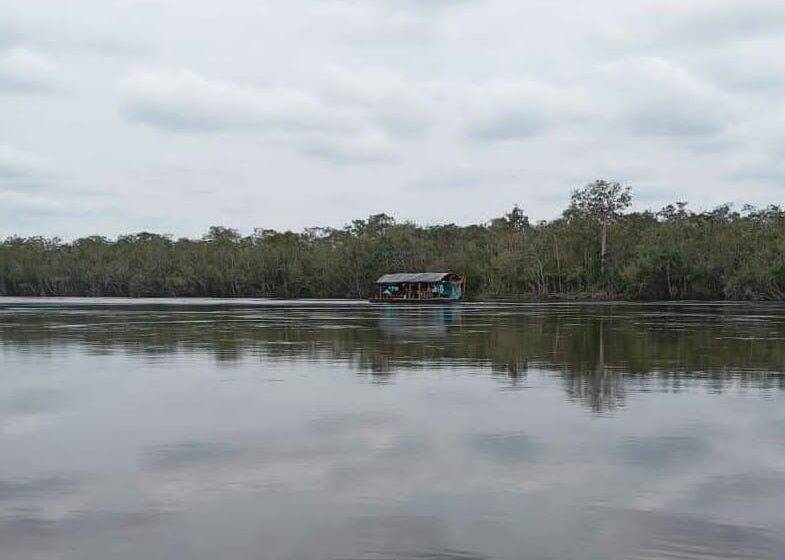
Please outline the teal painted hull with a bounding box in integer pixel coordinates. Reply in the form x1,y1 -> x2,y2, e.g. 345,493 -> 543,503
368,298 -> 462,304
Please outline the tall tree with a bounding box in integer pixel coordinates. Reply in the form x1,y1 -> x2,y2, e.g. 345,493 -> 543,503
566,180 -> 632,269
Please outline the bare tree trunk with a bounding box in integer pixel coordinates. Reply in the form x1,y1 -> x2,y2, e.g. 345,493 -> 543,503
597,320 -> 604,374
600,222 -> 607,270
554,234 -> 562,293
666,264 -> 673,299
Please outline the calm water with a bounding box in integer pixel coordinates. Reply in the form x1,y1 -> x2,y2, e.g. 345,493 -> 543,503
2,299 -> 785,560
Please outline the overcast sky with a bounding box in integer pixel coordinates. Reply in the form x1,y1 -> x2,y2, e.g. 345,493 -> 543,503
1,0 -> 784,239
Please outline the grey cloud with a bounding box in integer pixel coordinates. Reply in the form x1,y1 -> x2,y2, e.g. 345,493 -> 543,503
381,0 -> 474,9
4,0 -> 785,236
0,144 -> 53,191
0,144 -> 124,237
464,80 -> 589,141
469,112 -> 546,140
0,144 -> 45,178
603,0 -> 785,50
302,129 -> 399,163
0,196 -> 122,220
0,47 -> 59,93
625,106 -> 724,137
321,66 -> 430,138
732,164 -> 785,187
0,20 -> 17,49
119,68 -> 410,164
120,69 -> 337,133
118,66 -> 436,168
0,12 -> 143,56
327,0 -> 472,45
698,38 -> 785,92
604,57 -> 733,138
413,167 -> 527,194
415,170 -> 487,191
672,0 -> 785,43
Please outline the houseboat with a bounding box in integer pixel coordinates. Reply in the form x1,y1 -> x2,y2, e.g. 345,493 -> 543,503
370,272 -> 466,303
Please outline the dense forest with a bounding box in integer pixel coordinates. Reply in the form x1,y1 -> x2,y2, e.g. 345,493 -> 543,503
3,180 -> 785,300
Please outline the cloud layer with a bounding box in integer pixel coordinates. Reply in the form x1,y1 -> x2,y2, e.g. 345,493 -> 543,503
0,47 -> 59,92
2,0 -> 785,238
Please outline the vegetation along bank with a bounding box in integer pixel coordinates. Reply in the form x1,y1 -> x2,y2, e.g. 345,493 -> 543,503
3,180 -> 785,300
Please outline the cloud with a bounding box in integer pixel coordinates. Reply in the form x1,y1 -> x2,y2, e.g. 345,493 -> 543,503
120,68 -> 336,133
5,0 -> 785,236
0,47 -> 59,93
463,80 -> 589,141
322,65 -> 430,138
668,0 -> 785,43
326,0 -> 472,44
303,128 -> 398,163
698,38 -> 785,92
121,66 -> 432,143
0,12 -> 143,56
0,144 -> 49,187
323,66 -> 416,107
603,0 -> 785,50
0,144 -> 121,237
603,57 -> 733,138
118,66 -> 426,163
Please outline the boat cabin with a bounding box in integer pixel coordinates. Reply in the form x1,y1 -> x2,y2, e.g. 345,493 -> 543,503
371,272 -> 465,303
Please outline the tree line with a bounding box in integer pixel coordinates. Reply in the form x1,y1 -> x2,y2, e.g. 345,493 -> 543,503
3,180 -> 785,300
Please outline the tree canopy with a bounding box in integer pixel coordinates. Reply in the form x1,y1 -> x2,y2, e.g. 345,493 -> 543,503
2,182 -> 785,300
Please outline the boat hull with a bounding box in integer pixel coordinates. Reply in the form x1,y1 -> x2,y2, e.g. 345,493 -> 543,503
368,298 -> 461,304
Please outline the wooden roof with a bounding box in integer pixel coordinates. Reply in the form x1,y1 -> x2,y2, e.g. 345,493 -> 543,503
375,272 -> 453,284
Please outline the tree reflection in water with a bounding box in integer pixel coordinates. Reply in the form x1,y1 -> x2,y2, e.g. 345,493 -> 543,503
1,300 -> 784,413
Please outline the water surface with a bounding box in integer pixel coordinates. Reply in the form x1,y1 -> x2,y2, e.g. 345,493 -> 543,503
2,299 -> 785,559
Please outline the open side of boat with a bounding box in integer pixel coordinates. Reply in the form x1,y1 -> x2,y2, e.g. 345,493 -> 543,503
369,272 -> 465,304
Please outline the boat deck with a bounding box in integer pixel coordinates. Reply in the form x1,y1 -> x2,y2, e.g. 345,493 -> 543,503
368,297 -> 461,304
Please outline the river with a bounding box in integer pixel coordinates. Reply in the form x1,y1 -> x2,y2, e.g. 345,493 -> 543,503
1,299 -> 784,559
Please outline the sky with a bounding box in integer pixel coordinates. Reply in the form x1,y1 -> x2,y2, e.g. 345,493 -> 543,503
1,0 -> 784,239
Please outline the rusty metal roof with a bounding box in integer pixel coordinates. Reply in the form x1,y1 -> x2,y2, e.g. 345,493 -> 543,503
375,272 -> 453,284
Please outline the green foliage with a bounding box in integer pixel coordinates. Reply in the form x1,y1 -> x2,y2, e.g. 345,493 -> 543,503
2,183 -> 785,300
567,180 -> 632,225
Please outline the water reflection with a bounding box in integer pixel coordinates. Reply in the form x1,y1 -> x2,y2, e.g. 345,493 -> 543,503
1,300 -> 784,412
1,299 -> 785,559
379,305 -> 462,340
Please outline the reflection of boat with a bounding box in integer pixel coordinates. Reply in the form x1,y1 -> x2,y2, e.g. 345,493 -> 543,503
369,272 -> 466,303
378,305 -> 462,340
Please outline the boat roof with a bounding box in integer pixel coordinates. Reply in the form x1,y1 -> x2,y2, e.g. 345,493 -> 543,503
375,272 -> 453,284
